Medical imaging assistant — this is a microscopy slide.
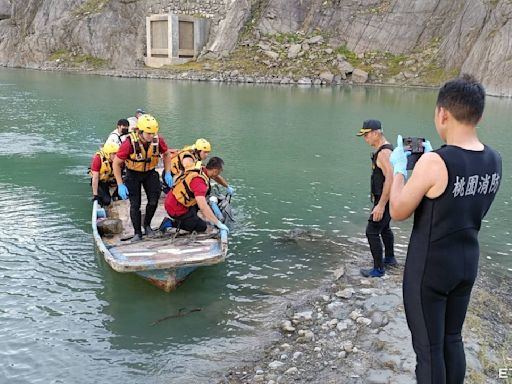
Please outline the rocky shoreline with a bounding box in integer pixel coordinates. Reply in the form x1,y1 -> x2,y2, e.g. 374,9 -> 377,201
219,258 -> 512,384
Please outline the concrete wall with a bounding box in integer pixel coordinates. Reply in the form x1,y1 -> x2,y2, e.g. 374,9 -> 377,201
145,13 -> 210,68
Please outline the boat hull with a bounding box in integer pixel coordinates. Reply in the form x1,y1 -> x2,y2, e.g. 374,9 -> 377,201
91,193 -> 228,292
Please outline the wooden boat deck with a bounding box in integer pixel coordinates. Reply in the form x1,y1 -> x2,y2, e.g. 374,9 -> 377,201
93,192 -> 227,274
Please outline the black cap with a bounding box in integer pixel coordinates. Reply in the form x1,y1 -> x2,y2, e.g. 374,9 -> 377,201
356,119 -> 382,136
136,108 -> 145,114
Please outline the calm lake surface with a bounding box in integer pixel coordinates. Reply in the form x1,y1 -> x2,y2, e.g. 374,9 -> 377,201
0,68 -> 510,383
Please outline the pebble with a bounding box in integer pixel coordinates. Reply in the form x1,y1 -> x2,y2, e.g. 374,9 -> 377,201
336,288 -> 355,299
294,311 -> 313,321
281,320 -> 296,332
292,351 -> 303,360
356,316 -> 372,326
285,367 -> 298,375
342,341 -> 354,352
268,361 -> 284,370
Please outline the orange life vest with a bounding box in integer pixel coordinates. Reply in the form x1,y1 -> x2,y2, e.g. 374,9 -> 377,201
89,150 -> 115,182
125,131 -> 160,172
171,166 -> 210,207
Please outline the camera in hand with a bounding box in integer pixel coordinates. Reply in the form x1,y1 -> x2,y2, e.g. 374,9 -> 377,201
402,137 -> 425,170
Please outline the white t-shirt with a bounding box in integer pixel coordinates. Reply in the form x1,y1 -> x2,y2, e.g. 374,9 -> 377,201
127,116 -> 137,129
104,129 -> 127,146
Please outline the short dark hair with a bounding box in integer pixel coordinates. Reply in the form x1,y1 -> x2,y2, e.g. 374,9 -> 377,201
436,74 -> 485,125
117,118 -> 129,127
206,156 -> 224,170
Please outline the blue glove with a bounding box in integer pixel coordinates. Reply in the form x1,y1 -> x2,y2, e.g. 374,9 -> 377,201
164,171 -> 173,188
226,185 -> 234,195
118,184 -> 129,200
390,135 -> 411,177
423,140 -> 433,153
216,220 -> 229,234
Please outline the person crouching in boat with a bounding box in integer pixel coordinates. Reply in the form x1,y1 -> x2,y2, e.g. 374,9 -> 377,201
89,142 -> 120,207
168,138 -> 235,195
164,157 -> 229,234
113,114 -> 175,242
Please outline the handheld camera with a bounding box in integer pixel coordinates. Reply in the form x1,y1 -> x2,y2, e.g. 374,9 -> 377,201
402,137 -> 425,170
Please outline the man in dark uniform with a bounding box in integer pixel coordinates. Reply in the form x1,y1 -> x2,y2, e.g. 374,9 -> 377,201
357,119 -> 397,278
390,74 -> 502,383
113,114 -> 175,241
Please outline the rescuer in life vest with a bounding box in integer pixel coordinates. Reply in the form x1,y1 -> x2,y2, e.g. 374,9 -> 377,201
168,138 -> 235,195
164,156 -> 230,234
113,114 -> 175,242
89,142 -> 120,207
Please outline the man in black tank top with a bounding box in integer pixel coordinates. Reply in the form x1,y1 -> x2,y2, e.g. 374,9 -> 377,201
389,74 -> 502,384
356,119 -> 396,278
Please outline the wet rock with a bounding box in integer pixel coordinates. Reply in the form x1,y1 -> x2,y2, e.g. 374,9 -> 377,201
335,288 -> 355,299
333,266 -> 345,280
281,320 -> 296,332
352,68 -> 369,83
297,77 -> 312,85
97,218 -> 123,235
326,301 -> 345,319
294,311 -> 313,321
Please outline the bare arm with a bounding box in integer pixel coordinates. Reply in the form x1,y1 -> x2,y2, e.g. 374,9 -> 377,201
390,152 -> 447,221
372,149 -> 393,221
91,172 -> 100,196
162,150 -> 172,173
113,156 -> 124,185
212,175 -> 229,188
196,196 -> 220,224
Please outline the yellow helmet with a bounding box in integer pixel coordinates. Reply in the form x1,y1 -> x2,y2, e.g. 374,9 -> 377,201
102,142 -> 120,156
194,138 -> 211,152
137,114 -> 159,134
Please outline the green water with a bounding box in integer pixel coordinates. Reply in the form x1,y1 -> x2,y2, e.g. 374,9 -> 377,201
0,68 -> 510,383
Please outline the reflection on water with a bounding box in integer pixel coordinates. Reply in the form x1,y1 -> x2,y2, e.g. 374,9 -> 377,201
0,68 -> 510,383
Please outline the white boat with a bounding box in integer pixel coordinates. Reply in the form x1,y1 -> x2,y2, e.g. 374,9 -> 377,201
91,187 -> 230,292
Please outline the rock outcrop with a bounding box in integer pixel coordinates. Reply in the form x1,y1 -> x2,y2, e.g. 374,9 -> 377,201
0,0 -> 511,95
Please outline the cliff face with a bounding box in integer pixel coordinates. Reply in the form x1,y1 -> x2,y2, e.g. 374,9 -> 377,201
248,0 -> 512,96
0,0 -> 511,96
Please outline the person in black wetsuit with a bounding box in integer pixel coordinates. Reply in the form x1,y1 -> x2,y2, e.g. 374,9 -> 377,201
389,74 -> 502,384
356,119 -> 397,278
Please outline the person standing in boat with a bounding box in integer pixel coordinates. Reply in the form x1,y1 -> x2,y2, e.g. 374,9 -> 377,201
390,74 -> 502,384
113,114 -> 174,241
89,142 -> 120,207
356,119 -> 397,278
164,157 -> 230,234
169,138 -> 235,194
127,108 -> 145,131
104,118 -> 130,146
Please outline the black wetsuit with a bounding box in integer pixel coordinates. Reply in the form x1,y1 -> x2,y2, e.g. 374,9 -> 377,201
403,145 -> 502,384
366,143 -> 395,269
